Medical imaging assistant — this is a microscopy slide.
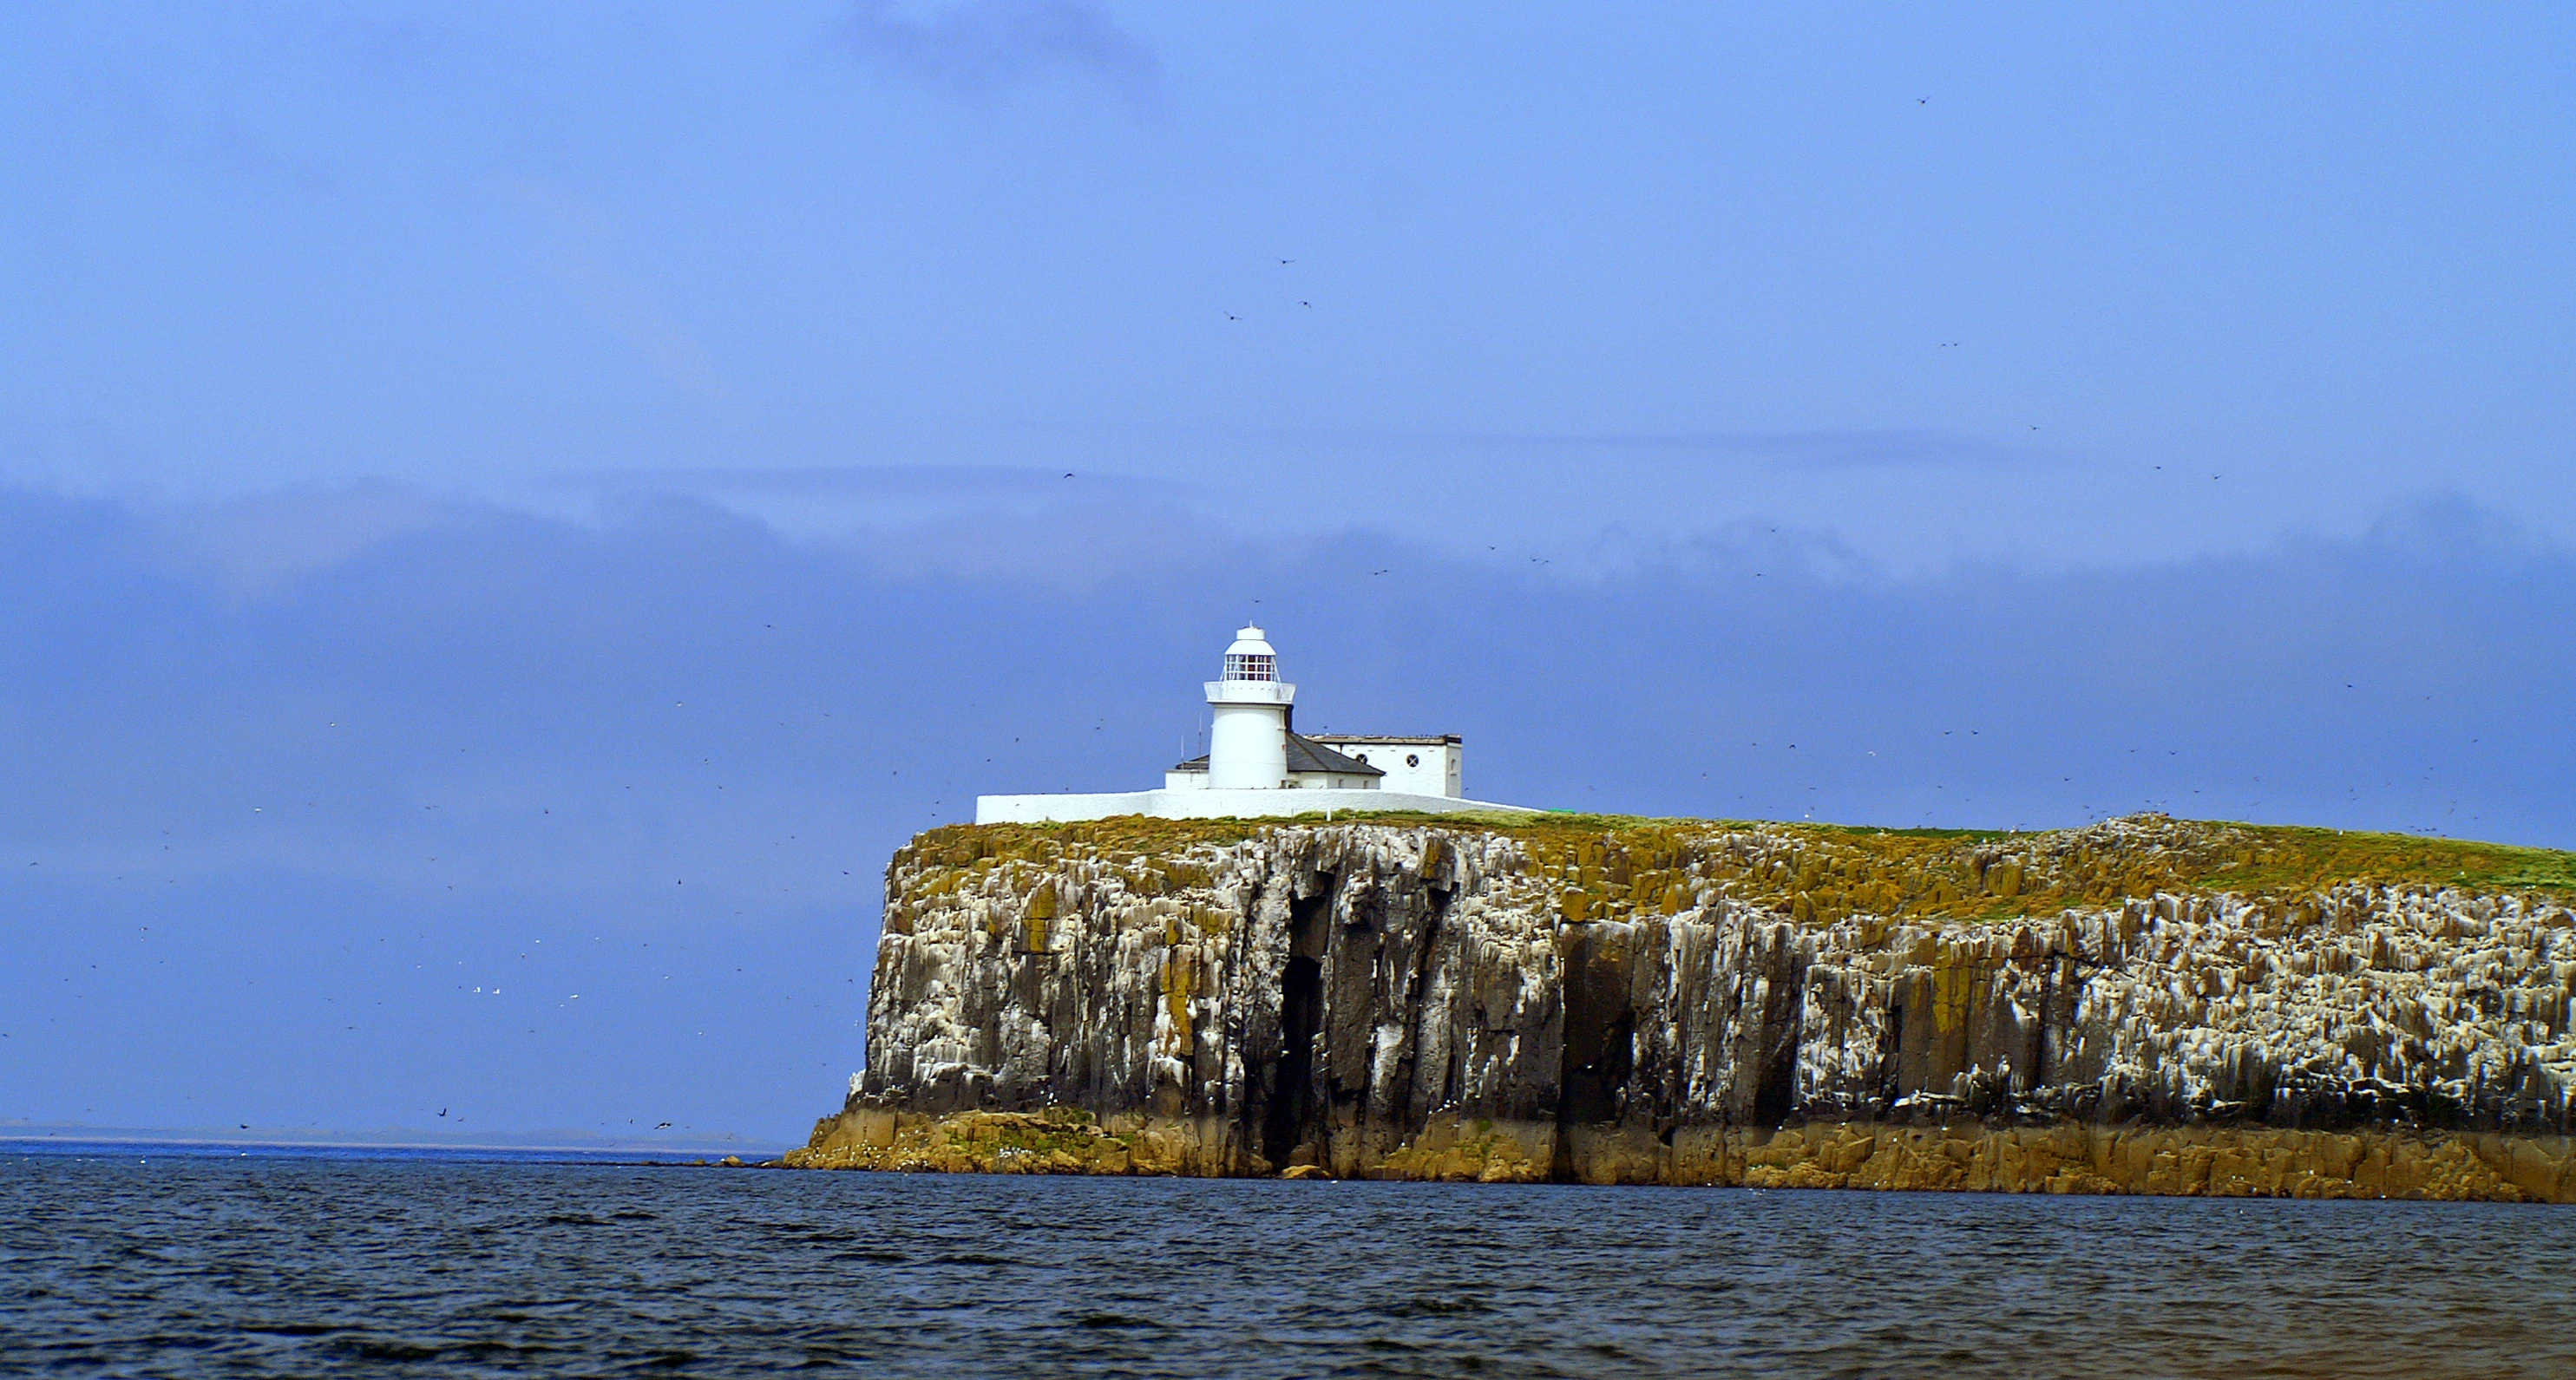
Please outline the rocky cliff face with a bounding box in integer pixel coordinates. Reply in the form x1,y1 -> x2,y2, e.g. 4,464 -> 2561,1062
791,815 -> 2576,1200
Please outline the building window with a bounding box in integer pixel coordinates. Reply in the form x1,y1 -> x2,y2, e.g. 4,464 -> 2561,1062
1223,652 -> 1275,682
1406,754 -> 1419,767
1354,753 -> 1368,764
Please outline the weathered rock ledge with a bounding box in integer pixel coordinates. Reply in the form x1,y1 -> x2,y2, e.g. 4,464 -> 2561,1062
790,1108 -> 2573,1200
789,814 -> 2576,1200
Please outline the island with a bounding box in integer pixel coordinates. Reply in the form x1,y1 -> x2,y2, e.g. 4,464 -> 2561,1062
785,812 -> 2576,1201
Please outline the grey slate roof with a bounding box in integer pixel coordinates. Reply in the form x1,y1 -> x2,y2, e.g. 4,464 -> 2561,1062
1170,732 -> 1385,777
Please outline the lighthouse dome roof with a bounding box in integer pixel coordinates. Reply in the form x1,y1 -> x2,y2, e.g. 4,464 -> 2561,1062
1224,625 -> 1275,657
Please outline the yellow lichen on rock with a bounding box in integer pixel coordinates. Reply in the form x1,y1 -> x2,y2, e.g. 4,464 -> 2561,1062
1728,1122 -> 2575,1202
785,1107 -> 2573,1201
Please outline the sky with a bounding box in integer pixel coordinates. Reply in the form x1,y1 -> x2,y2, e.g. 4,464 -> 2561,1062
2,3 -> 2571,1143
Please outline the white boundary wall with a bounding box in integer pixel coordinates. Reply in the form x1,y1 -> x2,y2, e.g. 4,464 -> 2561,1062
974,788 -> 1538,824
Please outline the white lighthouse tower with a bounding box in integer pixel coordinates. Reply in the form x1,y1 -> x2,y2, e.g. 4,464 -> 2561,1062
1204,625 -> 1293,789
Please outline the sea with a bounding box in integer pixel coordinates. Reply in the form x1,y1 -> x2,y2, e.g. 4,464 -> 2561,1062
3,1144 -> 2570,1378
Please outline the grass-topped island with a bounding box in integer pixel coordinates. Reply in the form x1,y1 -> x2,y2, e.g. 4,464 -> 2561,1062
789,814 -> 2576,1200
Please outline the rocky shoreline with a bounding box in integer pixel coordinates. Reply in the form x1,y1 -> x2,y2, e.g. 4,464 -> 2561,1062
790,814 -> 2576,1200
787,1108 -> 2573,1200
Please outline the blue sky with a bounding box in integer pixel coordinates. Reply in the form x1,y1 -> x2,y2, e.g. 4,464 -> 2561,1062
3,3 -> 2571,1141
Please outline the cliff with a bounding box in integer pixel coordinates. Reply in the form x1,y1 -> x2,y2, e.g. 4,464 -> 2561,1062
788,813 -> 2576,1200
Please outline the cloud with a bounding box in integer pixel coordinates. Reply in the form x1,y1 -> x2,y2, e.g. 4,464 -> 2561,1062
515,181 -> 736,405
554,462 -> 1183,500
1,479 -> 2568,1140
25,39 -> 344,193
1249,427 -> 2052,470
840,0 -> 1159,104
538,465 -> 1212,580
147,482 -> 462,597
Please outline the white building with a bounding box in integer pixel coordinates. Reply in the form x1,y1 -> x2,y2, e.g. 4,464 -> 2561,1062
1300,736 -> 1463,798
976,625 -> 1534,824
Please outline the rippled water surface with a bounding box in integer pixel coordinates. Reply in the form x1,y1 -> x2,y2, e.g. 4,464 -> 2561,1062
4,1148 -> 2571,1378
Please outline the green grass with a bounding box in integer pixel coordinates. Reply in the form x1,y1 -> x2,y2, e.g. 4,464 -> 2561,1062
899,812 -> 2576,925
2181,823 -> 2576,898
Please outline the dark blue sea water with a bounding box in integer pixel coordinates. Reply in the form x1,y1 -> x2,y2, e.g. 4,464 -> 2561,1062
3,1147 -> 2570,1378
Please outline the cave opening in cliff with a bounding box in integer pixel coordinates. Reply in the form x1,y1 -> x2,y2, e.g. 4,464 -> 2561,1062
1753,1028 -> 1799,1128
1556,925 -> 1637,1135
1261,882 -> 1334,1170
1559,1010 -> 1635,1126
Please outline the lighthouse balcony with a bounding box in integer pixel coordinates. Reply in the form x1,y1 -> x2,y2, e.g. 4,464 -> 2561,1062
1204,679 -> 1295,706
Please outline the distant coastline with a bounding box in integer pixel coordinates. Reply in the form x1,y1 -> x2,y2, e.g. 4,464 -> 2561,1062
0,1121 -> 785,1162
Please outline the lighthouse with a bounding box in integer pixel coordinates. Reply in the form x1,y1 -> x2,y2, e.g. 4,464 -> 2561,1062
1204,625 -> 1294,788
973,622 -> 1534,822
